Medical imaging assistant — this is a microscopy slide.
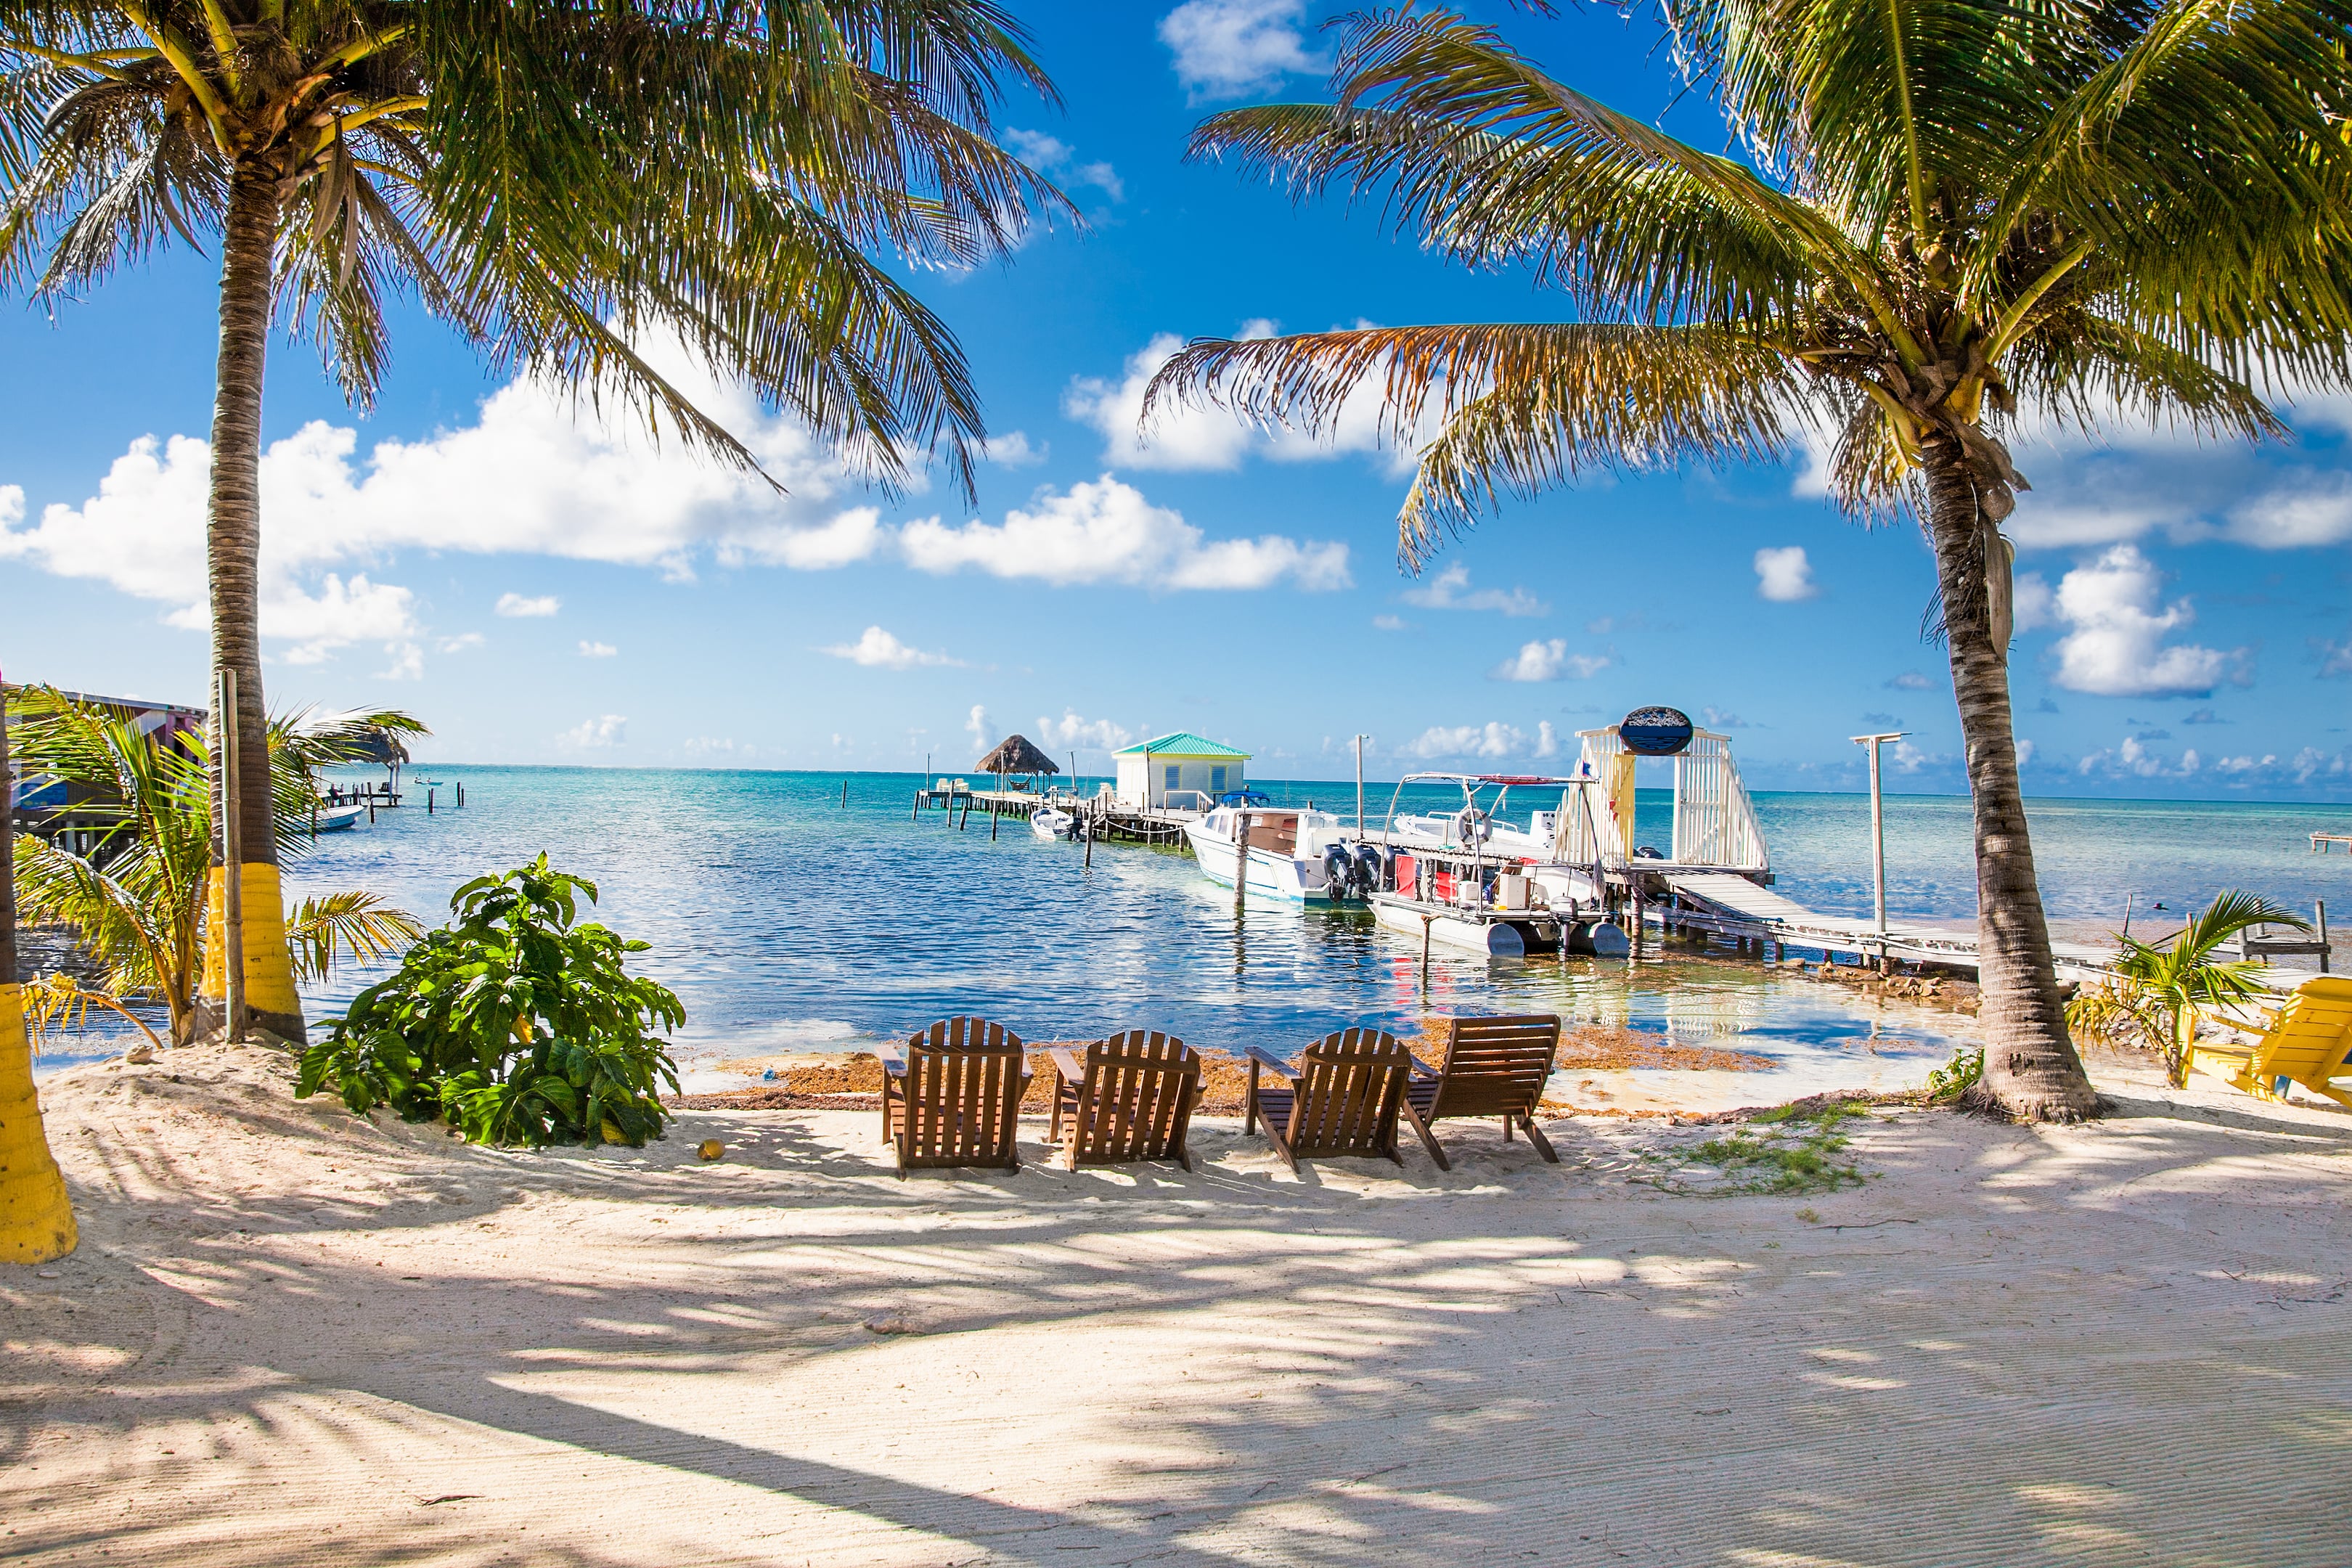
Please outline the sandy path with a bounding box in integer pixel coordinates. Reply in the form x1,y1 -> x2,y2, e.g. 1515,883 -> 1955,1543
7,1044 -> 2351,1567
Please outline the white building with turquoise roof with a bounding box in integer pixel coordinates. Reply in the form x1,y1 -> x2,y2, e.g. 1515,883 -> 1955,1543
1114,732 -> 1250,809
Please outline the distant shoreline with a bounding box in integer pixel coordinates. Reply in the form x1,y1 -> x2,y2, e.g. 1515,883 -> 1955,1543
337,761 -> 2352,812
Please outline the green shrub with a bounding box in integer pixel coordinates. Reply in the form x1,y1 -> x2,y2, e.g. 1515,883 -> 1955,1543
1924,1044 -> 1985,1103
298,856 -> 685,1146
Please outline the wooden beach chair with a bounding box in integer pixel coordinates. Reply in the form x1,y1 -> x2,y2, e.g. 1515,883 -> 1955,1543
2186,976 -> 2352,1108
881,1016 -> 1031,1175
1243,1028 -> 1412,1171
1402,1014 -> 1563,1171
1047,1031 -> 1201,1171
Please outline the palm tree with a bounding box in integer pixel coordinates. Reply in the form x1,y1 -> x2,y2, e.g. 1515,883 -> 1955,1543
2066,891 -> 2310,1087
9,687 -> 426,1046
1146,4 -> 2352,1119
0,677 -> 78,1263
1,0 -> 1067,1042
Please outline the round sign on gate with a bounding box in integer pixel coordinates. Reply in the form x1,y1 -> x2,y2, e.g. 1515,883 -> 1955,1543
1618,706 -> 1695,756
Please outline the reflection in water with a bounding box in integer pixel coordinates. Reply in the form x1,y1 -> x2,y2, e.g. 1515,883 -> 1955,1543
24,768 -> 2070,1095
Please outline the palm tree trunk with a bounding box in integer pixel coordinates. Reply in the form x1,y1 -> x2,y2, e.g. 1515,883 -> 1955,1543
0,686 -> 79,1262
1922,439 -> 2100,1120
203,160 -> 306,1045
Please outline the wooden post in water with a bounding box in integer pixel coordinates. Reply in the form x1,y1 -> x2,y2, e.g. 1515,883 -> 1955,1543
1082,814 -> 1093,869
428,787 -> 436,814
457,782 -> 464,807
1421,913 -> 1433,992
841,780 -> 849,809
2320,899 -> 2332,973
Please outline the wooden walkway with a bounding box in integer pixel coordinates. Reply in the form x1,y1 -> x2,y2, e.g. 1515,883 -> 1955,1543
912,788 -> 1195,846
1657,872 -> 2120,983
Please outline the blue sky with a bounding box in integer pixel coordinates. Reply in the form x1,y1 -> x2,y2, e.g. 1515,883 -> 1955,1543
4,1 -> 2349,799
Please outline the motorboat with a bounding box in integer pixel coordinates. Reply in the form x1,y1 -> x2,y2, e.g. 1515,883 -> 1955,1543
1031,806 -> 1076,841
311,803 -> 367,833
1363,772 -> 1628,957
1183,793 -> 1374,904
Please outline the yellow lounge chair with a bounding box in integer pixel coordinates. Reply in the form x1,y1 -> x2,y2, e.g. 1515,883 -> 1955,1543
2186,976 -> 2352,1107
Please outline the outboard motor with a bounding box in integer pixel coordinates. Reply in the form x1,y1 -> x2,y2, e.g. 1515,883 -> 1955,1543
1323,842 -> 1352,895
1352,843 -> 1384,898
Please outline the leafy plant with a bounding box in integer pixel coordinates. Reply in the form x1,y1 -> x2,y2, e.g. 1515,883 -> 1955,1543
1924,1045 -> 1985,1104
8,686 -> 425,1046
2065,891 -> 2304,1087
299,857 -> 685,1148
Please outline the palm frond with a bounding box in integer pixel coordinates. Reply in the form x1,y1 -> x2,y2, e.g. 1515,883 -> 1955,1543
284,889 -> 422,985
1148,321 -> 1806,565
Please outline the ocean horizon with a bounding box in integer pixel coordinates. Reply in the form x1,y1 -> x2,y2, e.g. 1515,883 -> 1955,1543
33,767 -> 2344,1095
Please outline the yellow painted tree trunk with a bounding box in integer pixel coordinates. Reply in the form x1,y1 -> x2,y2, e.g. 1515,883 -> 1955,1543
203,159 -> 304,1044
1,685 -> 77,1262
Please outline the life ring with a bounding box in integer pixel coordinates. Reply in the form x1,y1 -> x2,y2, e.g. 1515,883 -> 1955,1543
1453,809 -> 1493,844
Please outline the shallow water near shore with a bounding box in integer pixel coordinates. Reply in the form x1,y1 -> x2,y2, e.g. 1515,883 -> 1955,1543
33,768 -> 2351,1099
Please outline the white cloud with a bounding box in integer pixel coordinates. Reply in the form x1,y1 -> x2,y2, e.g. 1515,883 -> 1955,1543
1400,722 -> 1530,760
2078,735 -> 2204,779
2318,635 -> 2352,678
1003,130 -> 1124,202
1373,614 -> 1410,632
2049,545 -> 2240,697
1491,639 -> 1610,682
496,592 -> 560,618
965,705 -> 997,754
1702,706 -> 1750,729
1035,710 -> 1135,751
1064,331 -> 1426,475
376,642 -> 423,682
977,431 -> 1046,467
578,640 -> 617,658
1158,0 -> 1320,99
1753,545 -> 1819,602
0,332 -> 896,672
1535,721 -> 1560,759
563,714 -> 627,749
2225,471 -> 2352,549
901,475 -> 1349,591
1886,671 -> 1935,690
1401,563 -> 1546,616
438,632 -> 486,653
819,625 -> 963,670
2014,738 -> 2035,769
683,736 -> 754,761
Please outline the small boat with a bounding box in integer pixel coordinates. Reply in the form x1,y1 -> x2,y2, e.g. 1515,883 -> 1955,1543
311,804 -> 367,833
1364,772 -> 1628,957
1184,794 -> 1373,904
1031,807 -> 1076,841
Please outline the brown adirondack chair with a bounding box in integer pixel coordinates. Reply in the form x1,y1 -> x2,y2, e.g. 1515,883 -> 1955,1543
881,1016 -> 1031,1175
1047,1031 -> 1201,1170
1243,1028 -> 1412,1171
1403,1014 -> 1563,1170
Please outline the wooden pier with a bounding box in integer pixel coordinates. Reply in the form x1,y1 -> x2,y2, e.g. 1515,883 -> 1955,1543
2314,832 -> 2352,854
912,785 -> 1195,846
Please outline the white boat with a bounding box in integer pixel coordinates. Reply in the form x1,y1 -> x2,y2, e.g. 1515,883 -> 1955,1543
1031,807 -> 1076,841
1362,772 -> 1628,957
1183,799 -> 1371,904
311,804 -> 366,833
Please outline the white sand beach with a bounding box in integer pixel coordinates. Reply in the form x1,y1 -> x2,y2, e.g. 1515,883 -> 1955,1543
8,1042 -> 2352,1567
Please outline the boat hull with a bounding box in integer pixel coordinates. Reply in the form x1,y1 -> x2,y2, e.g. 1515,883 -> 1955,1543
1369,894 -> 1628,957
1185,823 -> 1336,904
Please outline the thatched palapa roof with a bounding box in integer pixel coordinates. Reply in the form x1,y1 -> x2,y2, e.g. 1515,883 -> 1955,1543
974,734 -> 1059,776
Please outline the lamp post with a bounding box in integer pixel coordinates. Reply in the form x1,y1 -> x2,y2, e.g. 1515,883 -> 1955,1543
1354,734 -> 1368,835
1849,731 -> 1908,972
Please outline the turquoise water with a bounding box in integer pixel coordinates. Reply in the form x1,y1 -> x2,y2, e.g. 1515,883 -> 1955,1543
29,769 -> 2351,1087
